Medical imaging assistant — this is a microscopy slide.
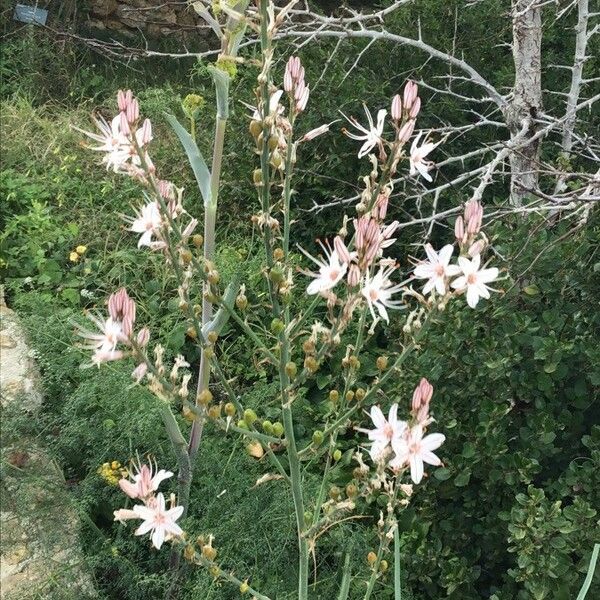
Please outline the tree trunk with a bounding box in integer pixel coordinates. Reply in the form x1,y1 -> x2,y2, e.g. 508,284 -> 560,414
505,0 -> 543,205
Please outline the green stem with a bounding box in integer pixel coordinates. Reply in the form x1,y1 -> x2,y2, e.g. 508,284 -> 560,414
394,527 -> 402,600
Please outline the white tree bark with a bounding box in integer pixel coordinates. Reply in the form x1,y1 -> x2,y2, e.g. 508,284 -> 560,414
505,0 -> 544,206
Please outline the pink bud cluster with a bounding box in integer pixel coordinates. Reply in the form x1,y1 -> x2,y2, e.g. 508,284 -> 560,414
454,200 -> 486,255
411,377 -> 433,425
284,56 -> 309,113
391,81 -> 420,143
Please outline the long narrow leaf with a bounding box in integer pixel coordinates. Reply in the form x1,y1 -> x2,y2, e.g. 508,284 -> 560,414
165,113 -> 212,207
576,543 -> 600,600
337,553 -> 351,600
208,65 -> 230,120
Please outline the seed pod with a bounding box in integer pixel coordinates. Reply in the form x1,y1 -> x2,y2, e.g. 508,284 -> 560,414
192,234 -> 204,248
249,119 -> 262,138
302,339 -> 315,354
333,449 -> 342,461
346,483 -> 358,498
355,388 -> 366,402
349,356 -> 360,370
273,248 -> 284,261
180,249 -> 192,265
376,356 -> 388,371
269,268 -> 284,284
183,544 -> 195,562
329,485 -> 341,500
207,331 -> 218,344
244,408 -> 258,425
270,318 -> 285,334
329,390 -> 339,403
237,419 -> 249,430
379,560 -> 388,573
224,402 -> 236,417
204,347 -> 215,360
186,326 -> 198,339
253,169 -> 263,185
285,361 -> 297,379
367,551 -> 377,565
240,581 -> 250,594
262,420 -> 274,435
197,389 -> 213,406
303,511 -> 313,526
272,422 -> 284,437
207,405 -> 222,419
236,293 -> 248,311
312,430 -> 324,446
304,356 -> 318,373
345,391 -> 355,403
208,270 -> 220,285
202,545 -> 217,561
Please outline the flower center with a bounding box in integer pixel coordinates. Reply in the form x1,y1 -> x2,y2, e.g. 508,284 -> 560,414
369,289 -> 379,301
329,269 -> 340,281
409,442 -> 421,455
467,273 -> 478,285
383,423 -> 394,439
434,264 -> 445,276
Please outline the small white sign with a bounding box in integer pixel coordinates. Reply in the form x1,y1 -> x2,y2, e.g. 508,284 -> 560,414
14,4 -> 49,26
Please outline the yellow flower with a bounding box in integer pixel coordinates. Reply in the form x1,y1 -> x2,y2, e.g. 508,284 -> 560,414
76,245 -> 87,255
69,252 -> 79,263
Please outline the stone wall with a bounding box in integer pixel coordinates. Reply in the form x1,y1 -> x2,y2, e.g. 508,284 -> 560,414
86,0 -> 209,39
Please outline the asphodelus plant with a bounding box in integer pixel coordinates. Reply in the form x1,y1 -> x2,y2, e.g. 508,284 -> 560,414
73,1 -> 501,598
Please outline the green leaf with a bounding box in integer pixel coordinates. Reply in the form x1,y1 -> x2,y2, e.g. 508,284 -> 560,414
165,113 -> 212,207
208,64 -> 230,120
454,470 -> 471,487
434,467 -> 452,481
524,285 -> 540,295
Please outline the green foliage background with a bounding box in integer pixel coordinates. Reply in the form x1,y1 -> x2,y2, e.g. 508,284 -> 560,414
1,3 -> 599,599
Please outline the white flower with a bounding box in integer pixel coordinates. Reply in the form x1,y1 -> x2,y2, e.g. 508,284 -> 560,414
129,202 -> 162,248
409,132 -> 439,182
300,242 -> 347,295
118,461 -> 173,501
390,425 -> 445,484
413,244 -> 461,296
133,493 -> 184,550
361,266 -> 406,323
450,254 -> 499,308
359,404 -> 407,462
343,106 -> 387,158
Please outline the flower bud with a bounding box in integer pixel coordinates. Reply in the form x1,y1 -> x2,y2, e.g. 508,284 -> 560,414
197,389 -> 213,406
454,216 -> 465,241
137,327 -> 150,347
333,236 -> 351,264
225,402 -> 236,417
409,96 -> 421,119
403,81 -> 418,111
244,409 -> 257,425
468,239 -> 485,257
397,119 -> 415,143
272,422 -> 284,437
285,361 -> 297,379
347,264 -> 361,288
391,94 -> 402,121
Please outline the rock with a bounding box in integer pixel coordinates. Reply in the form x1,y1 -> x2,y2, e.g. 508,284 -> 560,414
0,297 -> 98,599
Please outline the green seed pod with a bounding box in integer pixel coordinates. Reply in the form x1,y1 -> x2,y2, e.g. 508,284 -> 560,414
272,422 -> 284,437
333,449 -> 342,462
270,318 -> 285,334
244,408 -> 258,425
355,388 -> 366,401
312,430 -> 324,446
237,419 -> 249,430
269,268 -> 285,284
262,420 -> 274,435
240,581 -> 250,594
253,168 -> 263,185
329,485 -> 341,501
249,120 -> 262,138
207,331 -> 218,344
329,390 -> 339,403
304,511 -> 313,526
345,391 -> 355,403
379,560 -> 388,573
204,347 -> 215,360
224,402 -> 236,417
